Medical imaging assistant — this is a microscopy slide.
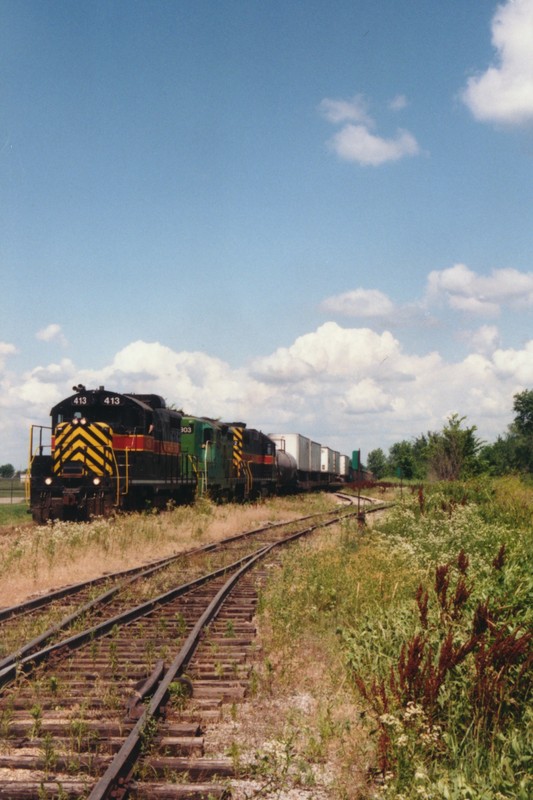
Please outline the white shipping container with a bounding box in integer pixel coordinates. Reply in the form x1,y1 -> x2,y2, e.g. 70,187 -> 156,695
339,455 -> 351,477
333,451 -> 340,473
321,446 -> 335,473
269,433 -> 311,471
310,441 -> 321,472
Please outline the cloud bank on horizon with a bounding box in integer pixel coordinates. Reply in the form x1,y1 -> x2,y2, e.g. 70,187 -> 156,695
2,261 -> 533,468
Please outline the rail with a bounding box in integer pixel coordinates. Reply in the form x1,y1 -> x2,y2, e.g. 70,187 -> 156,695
0,498 -> 393,797
0,504 -> 374,685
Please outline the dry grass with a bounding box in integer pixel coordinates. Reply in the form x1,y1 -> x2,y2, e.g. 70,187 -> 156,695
0,494 -> 337,607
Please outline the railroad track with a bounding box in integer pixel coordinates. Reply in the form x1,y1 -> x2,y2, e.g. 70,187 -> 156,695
0,499 -> 389,798
1,498 -> 391,684
0,502 -> 364,676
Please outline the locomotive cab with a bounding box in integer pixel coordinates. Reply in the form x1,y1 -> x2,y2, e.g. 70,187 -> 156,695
179,416 -> 234,499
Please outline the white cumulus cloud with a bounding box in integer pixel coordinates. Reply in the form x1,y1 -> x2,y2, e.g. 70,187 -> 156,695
320,288 -> 395,317
318,94 -> 373,126
389,94 -> 408,111
341,378 -> 394,414
461,0 -> 533,125
36,324 -> 68,347
492,340 -> 533,382
426,263 -> 533,316
78,341 -> 275,421
0,342 -> 17,369
462,325 -> 501,355
320,91 -> 420,166
328,124 -> 419,167
250,323 -> 401,383
2,320 -> 533,469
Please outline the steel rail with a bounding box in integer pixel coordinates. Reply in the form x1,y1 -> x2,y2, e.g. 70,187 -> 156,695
0,504 -> 368,677
0,511 -> 350,689
0,503 -> 350,623
0,503 -> 392,796
0,549 -> 258,689
87,518 -> 339,800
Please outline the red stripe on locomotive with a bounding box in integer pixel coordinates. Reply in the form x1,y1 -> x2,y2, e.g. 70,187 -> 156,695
242,453 -> 274,465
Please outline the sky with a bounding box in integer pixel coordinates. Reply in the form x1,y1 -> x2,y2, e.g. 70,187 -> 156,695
2,0 -> 533,469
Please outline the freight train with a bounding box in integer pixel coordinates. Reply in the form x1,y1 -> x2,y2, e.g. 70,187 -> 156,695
27,385 -> 360,523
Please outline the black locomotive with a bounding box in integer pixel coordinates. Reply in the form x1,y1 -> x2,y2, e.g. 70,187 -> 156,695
28,385 -> 356,522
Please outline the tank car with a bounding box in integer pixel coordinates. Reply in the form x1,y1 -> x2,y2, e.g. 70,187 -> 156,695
29,385 -> 195,522
269,433 -> 326,490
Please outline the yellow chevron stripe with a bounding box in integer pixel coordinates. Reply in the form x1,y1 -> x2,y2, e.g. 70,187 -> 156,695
231,426 -> 243,470
54,423 -> 114,476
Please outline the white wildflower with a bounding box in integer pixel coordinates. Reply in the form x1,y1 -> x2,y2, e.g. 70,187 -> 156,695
379,713 -> 402,729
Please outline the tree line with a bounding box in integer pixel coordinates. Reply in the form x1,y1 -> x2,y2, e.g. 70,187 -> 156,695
366,388 -> 533,481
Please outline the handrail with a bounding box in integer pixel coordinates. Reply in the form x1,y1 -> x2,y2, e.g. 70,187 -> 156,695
187,453 -> 201,496
118,447 -> 129,499
25,458 -> 33,504
26,425 -> 52,502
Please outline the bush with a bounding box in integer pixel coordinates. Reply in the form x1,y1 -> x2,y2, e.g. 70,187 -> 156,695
344,483 -> 532,798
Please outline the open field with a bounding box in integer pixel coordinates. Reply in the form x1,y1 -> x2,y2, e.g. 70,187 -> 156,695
0,477 -> 25,506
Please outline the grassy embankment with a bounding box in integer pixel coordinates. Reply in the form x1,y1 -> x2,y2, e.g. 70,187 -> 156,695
249,477 -> 531,799
0,477 -> 27,528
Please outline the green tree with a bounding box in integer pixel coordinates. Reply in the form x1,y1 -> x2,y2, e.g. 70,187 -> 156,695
426,414 -> 482,480
512,389 -> 533,435
508,389 -> 533,472
387,440 -> 417,479
411,433 -> 429,478
0,463 -> 15,479
366,448 -> 387,479
479,436 -> 515,475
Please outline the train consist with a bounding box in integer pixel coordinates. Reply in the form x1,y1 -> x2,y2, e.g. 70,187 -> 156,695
28,385 -> 361,523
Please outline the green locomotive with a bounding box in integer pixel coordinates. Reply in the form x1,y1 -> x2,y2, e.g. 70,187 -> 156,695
179,416 -> 278,501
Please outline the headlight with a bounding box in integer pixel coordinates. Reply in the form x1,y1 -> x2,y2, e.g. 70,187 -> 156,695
72,418 -> 79,425
44,477 -> 53,486
80,417 -> 87,426
93,477 -> 101,486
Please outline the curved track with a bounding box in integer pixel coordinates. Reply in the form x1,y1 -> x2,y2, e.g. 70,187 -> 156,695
0,496 -> 391,798
0,503 -> 363,675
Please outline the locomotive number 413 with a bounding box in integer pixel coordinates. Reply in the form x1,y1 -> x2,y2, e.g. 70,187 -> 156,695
72,395 -> 122,406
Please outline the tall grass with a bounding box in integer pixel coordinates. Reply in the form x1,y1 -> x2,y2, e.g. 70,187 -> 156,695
259,478 -> 532,799
0,502 -> 30,526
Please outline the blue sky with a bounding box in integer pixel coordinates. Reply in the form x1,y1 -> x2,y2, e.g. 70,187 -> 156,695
2,0 -> 533,468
